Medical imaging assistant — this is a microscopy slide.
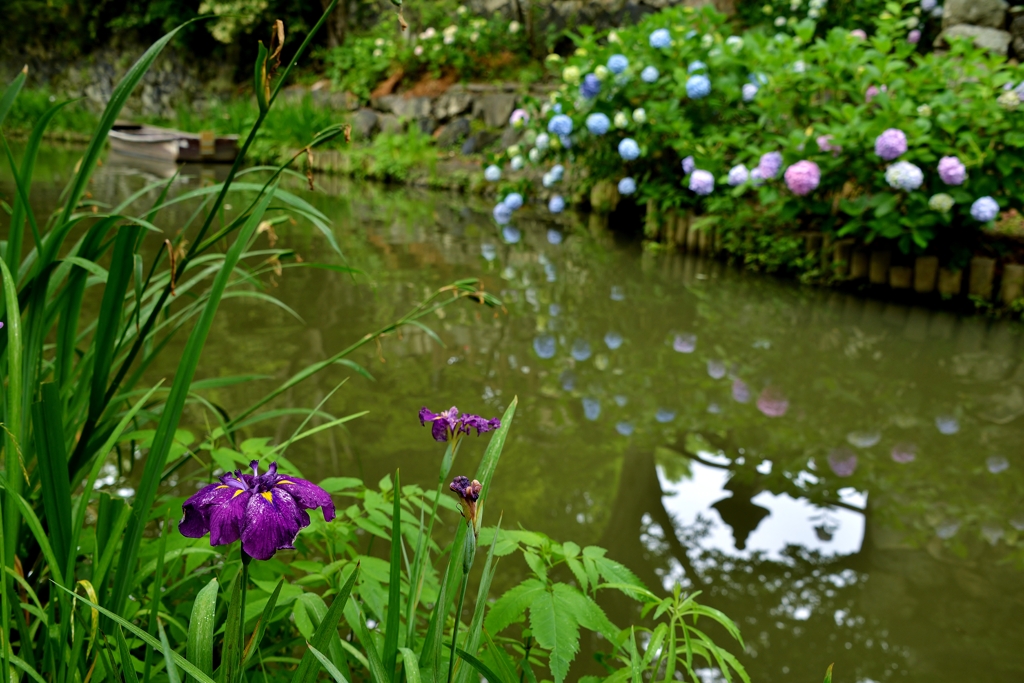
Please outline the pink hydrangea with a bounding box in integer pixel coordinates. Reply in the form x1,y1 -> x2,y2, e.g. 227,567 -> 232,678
937,156 -> 966,185
875,128 -> 907,160
816,135 -> 841,156
784,160 -> 821,196
865,84 -> 888,103
908,29 -> 921,44
850,29 -> 867,40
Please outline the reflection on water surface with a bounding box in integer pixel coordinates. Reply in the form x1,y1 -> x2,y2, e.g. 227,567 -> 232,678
10,148 -> 1024,683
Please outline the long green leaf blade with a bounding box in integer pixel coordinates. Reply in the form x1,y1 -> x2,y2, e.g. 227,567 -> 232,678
0,67 -> 26,126
383,470 -> 403,678
307,643 -> 350,683
32,382 -> 73,571
291,563 -> 360,683
0,257 -> 24,563
187,578 -> 219,683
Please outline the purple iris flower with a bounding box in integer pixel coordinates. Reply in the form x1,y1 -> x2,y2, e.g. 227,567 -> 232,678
419,406 -> 500,442
450,475 -> 483,525
179,460 -> 335,561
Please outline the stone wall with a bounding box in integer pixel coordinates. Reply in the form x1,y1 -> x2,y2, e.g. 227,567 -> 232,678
935,0 -> 1024,58
466,0 -> 734,30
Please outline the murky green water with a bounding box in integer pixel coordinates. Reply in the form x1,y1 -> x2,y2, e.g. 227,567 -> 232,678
9,148 -> 1024,683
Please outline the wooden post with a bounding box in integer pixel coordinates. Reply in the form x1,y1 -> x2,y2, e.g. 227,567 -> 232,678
821,234 -> 833,273
675,212 -> 690,248
889,265 -> 912,289
850,249 -> 869,279
999,263 -> 1024,305
968,256 -> 996,300
644,200 -> 660,240
833,241 -> 852,277
806,233 -> 822,259
914,256 -> 938,293
686,220 -> 700,252
938,268 -> 963,297
869,250 -> 891,284
698,225 -> 710,254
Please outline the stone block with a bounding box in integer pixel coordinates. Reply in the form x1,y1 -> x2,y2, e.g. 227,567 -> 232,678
378,113 -> 403,135
477,93 -> 517,128
433,90 -> 474,120
936,24 -> 1012,55
351,108 -> 378,140
436,117 -> 471,147
942,0 -> 1008,29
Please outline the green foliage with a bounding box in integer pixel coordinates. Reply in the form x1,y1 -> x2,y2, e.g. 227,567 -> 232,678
502,0 -> 1024,272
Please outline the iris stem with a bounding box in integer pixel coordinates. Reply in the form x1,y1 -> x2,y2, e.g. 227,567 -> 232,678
238,550 -> 251,683
447,569 -> 470,683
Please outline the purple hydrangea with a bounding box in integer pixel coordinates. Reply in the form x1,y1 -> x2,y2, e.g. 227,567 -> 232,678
180,461 -> 335,561
548,114 -> 573,136
682,155 -> 695,174
607,54 -> 629,74
885,161 -> 924,191
875,128 -> 908,160
548,195 -> 565,213
641,66 -> 660,83
686,75 -> 711,99
649,28 -> 671,48
618,177 -> 637,195
619,138 -> 641,160
938,156 -> 966,185
921,0 -> 936,11
816,135 -> 841,156
970,196 -> 1000,222
784,160 -> 821,196
689,169 -> 715,195
419,406 -> 501,442
503,192 -> 524,210
493,202 -> 513,225
742,83 -> 758,102
756,151 -> 783,179
908,29 -> 921,44
727,164 -> 749,186
586,112 -> 611,135
580,74 -> 602,99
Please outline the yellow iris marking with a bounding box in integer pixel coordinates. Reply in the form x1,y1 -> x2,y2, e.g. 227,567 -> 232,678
232,490 -> 244,498
261,491 -> 273,502
277,480 -> 295,485
215,485 -> 229,489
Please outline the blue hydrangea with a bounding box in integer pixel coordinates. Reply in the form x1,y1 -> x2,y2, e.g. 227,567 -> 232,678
542,173 -> 556,188
685,29 -> 697,40
607,54 -> 629,74
504,192 -> 524,210
649,28 -> 671,48
502,226 -> 521,244
551,165 -> 565,180
559,135 -> 572,149
641,66 -> 659,83
618,177 -> 637,195
548,114 -> 573,136
548,195 -> 565,213
580,74 -> 601,99
484,165 -> 501,182
618,138 -> 640,161
971,196 -> 1000,222
749,72 -> 768,86
688,60 -> 707,73
727,164 -> 749,186
535,133 -> 550,150
686,75 -> 711,99
586,113 -> 611,135
510,155 -> 524,171
493,202 -> 512,224
742,83 -> 759,102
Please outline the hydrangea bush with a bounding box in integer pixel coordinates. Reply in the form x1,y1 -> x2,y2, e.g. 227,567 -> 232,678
488,0 -> 1024,264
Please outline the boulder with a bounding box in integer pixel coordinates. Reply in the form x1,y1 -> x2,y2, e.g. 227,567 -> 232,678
378,113 -> 403,135
461,130 -> 499,155
436,117 -> 472,147
942,0 -> 1008,29
433,89 -> 474,120
936,24 -> 1013,55
371,94 -> 432,119
312,89 -> 360,111
476,92 -> 516,128
413,116 -> 438,135
351,108 -> 379,140
1012,12 -> 1024,58
499,126 -> 521,149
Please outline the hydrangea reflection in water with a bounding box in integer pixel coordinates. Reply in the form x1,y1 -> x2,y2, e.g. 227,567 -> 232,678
618,177 -> 637,195
682,156 -> 696,174
649,28 -> 671,48
583,398 -> 601,421
727,164 -> 749,186
707,360 -> 727,379
502,226 -> 521,244
586,112 -> 611,135
548,114 -> 573,136
615,422 -> 635,436
618,138 -> 640,160
548,195 -> 565,213
614,395 -> 628,407
559,369 -> 575,390
480,244 -> 497,261
607,54 -> 629,74
484,165 -> 501,182
689,170 -> 715,195
534,335 -> 557,359
504,192 -> 524,210
641,66 -> 660,83
929,193 -> 954,212
492,203 -> 512,225
987,455 -> 1009,474
731,379 -> 751,403
785,160 -> 820,195
547,228 -> 564,244
756,387 -> 789,417
741,83 -> 759,102
971,196 -> 1000,222
875,128 -> 908,160
610,285 -> 625,301
885,161 -> 924,191
891,442 -> 917,463
938,156 -> 966,185
828,448 -> 858,477
655,408 -> 676,423
571,339 -> 592,361
936,520 -> 960,539
419,406 -> 501,442
580,73 -> 602,99
935,415 -> 959,434
686,75 -> 711,99
179,460 -> 336,560
673,333 -> 697,353
604,331 -> 624,350
847,430 -> 881,448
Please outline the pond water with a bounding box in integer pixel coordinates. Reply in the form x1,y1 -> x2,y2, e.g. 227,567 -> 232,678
11,147 -> 1024,683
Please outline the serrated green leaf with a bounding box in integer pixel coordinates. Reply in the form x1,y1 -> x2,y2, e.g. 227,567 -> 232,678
484,579 -> 546,635
529,587 -> 579,683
